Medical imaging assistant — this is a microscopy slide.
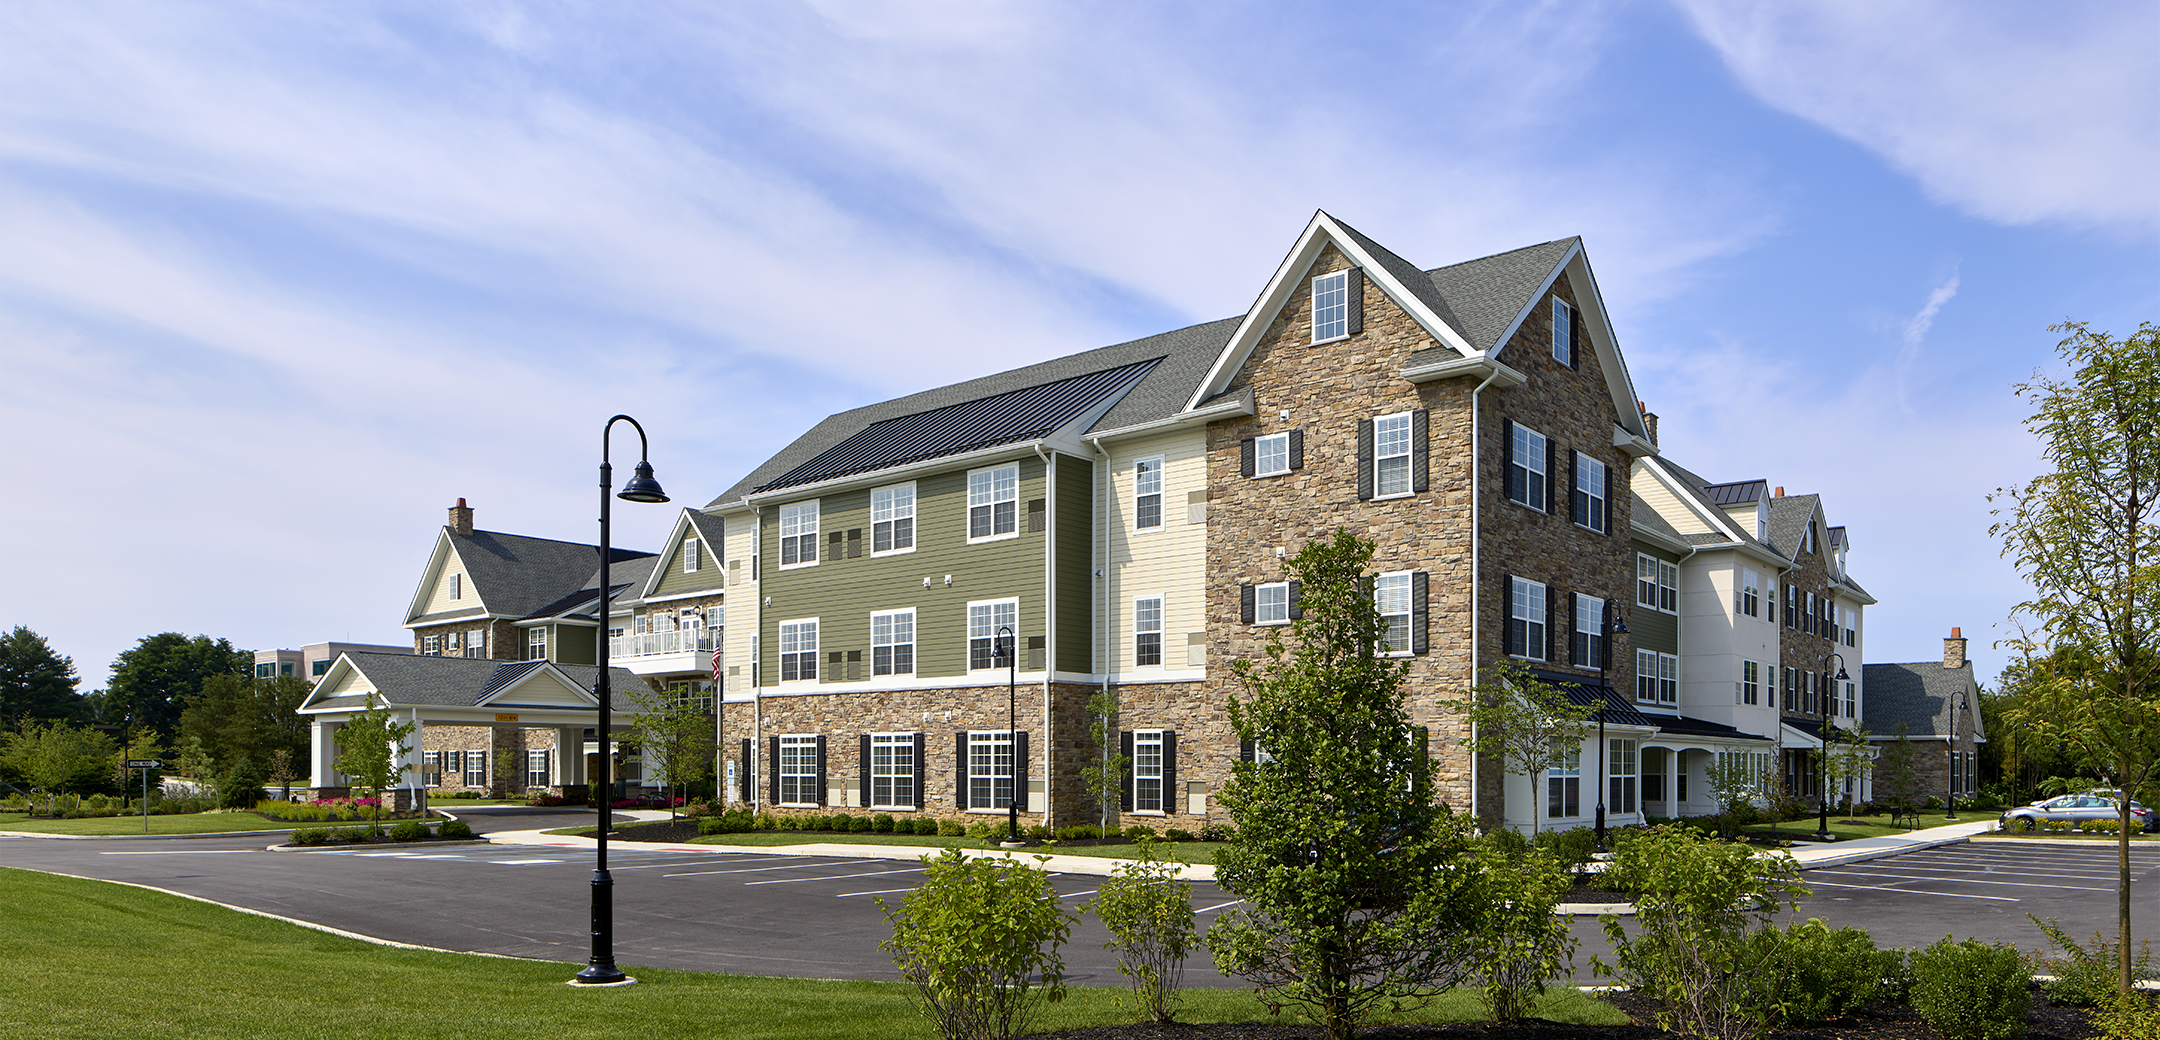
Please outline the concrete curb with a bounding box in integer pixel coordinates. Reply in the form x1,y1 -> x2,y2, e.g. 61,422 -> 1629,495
0,826 -> 296,840
483,829 -> 1220,881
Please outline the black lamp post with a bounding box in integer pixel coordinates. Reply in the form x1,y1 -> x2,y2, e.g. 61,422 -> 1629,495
1819,653 -> 1849,841
1946,694 -> 1965,821
995,624 -> 1022,845
1594,608 -> 1628,851
571,414 -> 668,988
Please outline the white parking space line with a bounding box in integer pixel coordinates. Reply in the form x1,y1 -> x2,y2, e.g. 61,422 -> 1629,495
486,858 -> 565,865
662,861 -> 858,878
98,850 -> 254,855
1060,889 -> 1099,900
1194,900 -> 1245,914
1807,880 -> 2019,902
838,887 -> 921,898
1815,870 -> 2111,892
1831,865 -> 2119,882
746,867 -> 927,886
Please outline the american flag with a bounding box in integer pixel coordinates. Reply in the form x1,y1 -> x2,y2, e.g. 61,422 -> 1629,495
711,645 -> 723,685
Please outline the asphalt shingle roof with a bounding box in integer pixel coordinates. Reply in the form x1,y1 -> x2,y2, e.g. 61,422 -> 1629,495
336,652 -> 642,711
1424,237 -> 1581,355
1763,494 -> 1821,561
445,530 -> 653,621
1862,661 -> 1979,740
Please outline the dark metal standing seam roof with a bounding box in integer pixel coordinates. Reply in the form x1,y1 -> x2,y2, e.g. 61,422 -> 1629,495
1703,480 -> 1767,507
754,358 -> 1162,492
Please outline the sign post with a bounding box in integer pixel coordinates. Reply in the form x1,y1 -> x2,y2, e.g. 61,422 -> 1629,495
124,759 -> 161,833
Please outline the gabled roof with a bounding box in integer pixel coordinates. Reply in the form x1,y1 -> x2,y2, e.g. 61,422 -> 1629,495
1636,457 -> 1788,564
1764,494 -> 1823,561
1703,480 -> 1767,508
1862,661 -> 1982,741
406,527 -> 654,626
1422,237 -> 1584,355
303,652 -> 642,712
640,508 -> 729,602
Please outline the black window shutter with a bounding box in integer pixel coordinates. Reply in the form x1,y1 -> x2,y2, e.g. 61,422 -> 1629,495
1545,436 -> 1557,513
1162,731 -> 1178,815
859,734 -> 871,807
1603,458 -> 1615,535
1357,419 -> 1374,501
1411,571 -> 1429,654
910,732 -> 925,808
1572,308 -> 1585,371
1601,600 -> 1613,670
1345,267 -> 1363,335
814,735 -> 827,806
1014,731 -> 1029,807
1240,738 -> 1255,763
1411,409 -> 1429,493
1288,429 -> 1304,469
767,736 -> 780,805
1239,438 -> 1256,478
1503,574 -> 1521,656
956,732 -> 970,808
1287,580 -> 1303,620
1501,418 -> 1518,502
1564,591 -> 1578,665
1569,449 -> 1584,526
1546,585 -> 1556,662
1240,584 -> 1255,624
739,737 -> 752,803
1120,730 -> 1134,811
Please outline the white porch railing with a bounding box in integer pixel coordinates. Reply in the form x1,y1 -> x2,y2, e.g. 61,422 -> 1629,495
610,628 -> 721,659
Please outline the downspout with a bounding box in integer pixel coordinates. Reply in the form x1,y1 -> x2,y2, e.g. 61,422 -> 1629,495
1037,442 -> 1054,828
1468,363 -> 1505,831
1088,435 -> 1112,831
751,508 -> 763,813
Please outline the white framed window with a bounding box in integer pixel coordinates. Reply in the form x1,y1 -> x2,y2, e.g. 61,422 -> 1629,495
666,679 -> 714,713
1255,582 -> 1291,626
1133,729 -> 1166,813
1548,740 -> 1581,818
1508,577 -> 1547,660
1134,596 -> 1164,667
1311,269 -> 1349,342
1134,456 -> 1164,530
1659,653 -> 1678,704
1742,660 -> 1760,705
446,631 -> 461,655
1571,594 -> 1604,668
1739,569 -> 1761,618
527,628 -> 547,661
871,482 -> 916,554
1254,432 -> 1291,477
684,538 -> 701,573
448,572 -> 461,600
464,749 -> 487,788
1636,649 -> 1678,704
968,599 -> 1019,671
870,732 -> 916,809
1636,554 -> 1677,613
1844,681 -> 1857,718
1375,572 -> 1412,656
525,750 -> 550,789
778,734 -> 818,805
422,751 -> 442,787
778,501 -> 819,567
967,464 -> 1019,542
1609,738 -> 1637,814
1573,453 -> 1607,532
465,629 -> 486,658
1374,411 -> 1413,498
1509,423 -> 1548,510
871,609 -> 915,676
778,619 -> 818,683
967,730 -> 1014,809
1552,297 -> 1575,366
421,634 -> 441,656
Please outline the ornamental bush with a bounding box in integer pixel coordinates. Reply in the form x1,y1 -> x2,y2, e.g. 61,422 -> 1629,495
851,814 -> 875,833
877,848 -> 1073,1040
938,819 -> 964,837
1908,935 -> 2029,1040
389,820 -> 428,842
873,813 -> 895,833
1056,824 -> 1101,841
914,817 -> 939,836
290,827 -> 327,846
2031,916 -> 2159,1007
438,818 -> 474,839
1470,840 -> 1578,1023
1744,918 -> 1905,1027
1089,842 -> 1195,1023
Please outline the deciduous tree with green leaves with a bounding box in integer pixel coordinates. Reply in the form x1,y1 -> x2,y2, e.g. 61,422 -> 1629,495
1455,659 -> 1594,836
0,626 -> 87,727
332,702 -> 414,836
627,683 -> 717,817
1207,529 -> 1483,1040
1081,688 -> 1128,831
105,633 -> 250,741
1991,318 -> 2160,998
2,720 -> 115,815
179,674 -> 310,777
1820,727 -> 1874,822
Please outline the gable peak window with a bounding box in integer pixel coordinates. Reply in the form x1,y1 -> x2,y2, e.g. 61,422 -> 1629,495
1552,297 -> 1575,367
448,572 -> 461,600
872,482 -> 916,554
779,500 -> 819,567
1311,269 -> 1355,343
684,538 -> 700,573
968,464 -> 1019,542
1134,456 -> 1164,530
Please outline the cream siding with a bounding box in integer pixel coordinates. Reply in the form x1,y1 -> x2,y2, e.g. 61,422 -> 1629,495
1632,469 -> 1715,535
319,667 -> 373,698
420,548 -> 480,616
721,508 -> 759,696
1102,429 -> 1208,677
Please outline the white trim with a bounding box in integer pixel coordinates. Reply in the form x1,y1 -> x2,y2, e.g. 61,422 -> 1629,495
965,463 -> 1022,544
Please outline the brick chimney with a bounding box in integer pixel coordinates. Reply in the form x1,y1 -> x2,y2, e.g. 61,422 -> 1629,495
1637,401 -> 1659,447
1773,486 -> 1785,498
449,498 -> 474,535
1944,627 -> 1968,670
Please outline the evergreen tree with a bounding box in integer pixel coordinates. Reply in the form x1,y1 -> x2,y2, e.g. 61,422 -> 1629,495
179,674 -> 310,774
105,633 -> 251,740
0,626 -> 87,726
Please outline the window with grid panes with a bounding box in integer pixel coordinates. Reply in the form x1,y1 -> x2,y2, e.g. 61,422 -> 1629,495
1553,297 -> 1575,365
871,609 -> 914,676
1742,660 -> 1759,705
967,731 -> 1013,809
1133,730 -> 1165,812
1508,577 -> 1546,660
968,600 -> 1018,671
464,750 -> 487,788
871,483 -> 915,554
1311,270 -> 1349,341
1134,457 -> 1163,529
1255,582 -> 1290,625
870,732 -> 915,808
779,620 -> 818,682
1254,432 -> 1290,476
779,501 -> 818,566
1375,573 -> 1412,655
1134,597 -> 1163,667
1739,569 -> 1761,618
1571,593 -> 1604,667
527,627 -> 547,661
1638,649 -> 1660,704
525,750 -> 550,789
778,735 -> 818,804
1374,412 -> 1412,497
1510,424 -> 1548,509
1609,738 -> 1637,814
1573,453 -> 1607,532
1548,741 -> 1580,818
968,464 -> 1019,541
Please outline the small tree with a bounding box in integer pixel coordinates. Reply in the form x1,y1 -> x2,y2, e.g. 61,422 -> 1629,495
1469,839 -> 1578,1023
333,702 -> 415,836
877,848 -> 1072,1040
1089,840 -> 1195,1023
1456,659 -> 1594,835
2,720 -> 114,816
1820,728 -> 1874,821
1878,724 -> 1925,827
1207,529 -> 1483,1040
627,684 -> 718,818
265,747 -> 298,802
172,734 -> 220,808
1081,688 -> 1129,832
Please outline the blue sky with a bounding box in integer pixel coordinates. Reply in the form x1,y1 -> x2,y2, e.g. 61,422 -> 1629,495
2,1 -> 2155,691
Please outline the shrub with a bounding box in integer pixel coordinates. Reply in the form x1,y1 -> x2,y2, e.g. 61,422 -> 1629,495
2088,818 -> 2122,836
1908,936 -> 2029,1040
851,815 -> 875,833
1484,826 -> 1531,859
966,820 -> 994,840
2096,990 -> 2160,1040
1163,828 -> 1194,842
1123,823 -> 1157,841
874,813 -> 895,833
877,848 -> 1073,1040
1470,844 -> 1577,1023
938,819 -> 965,837
1746,918 -> 1903,1027
332,826 -> 370,843
1089,842 -> 1194,1023
438,818 -> 474,839
1056,824 -> 1101,841
1197,823 -> 1235,842
756,812 -> 779,830
2031,915 -> 2160,1007
1026,824 -> 1050,839
913,818 -> 939,836
1531,826 -> 1597,877
389,820 -> 428,842
2048,819 -> 2071,833
290,827 -> 327,846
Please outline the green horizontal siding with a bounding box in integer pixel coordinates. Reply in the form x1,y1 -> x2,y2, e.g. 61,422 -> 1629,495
1630,539 -> 1680,655
1055,455 -> 1094,673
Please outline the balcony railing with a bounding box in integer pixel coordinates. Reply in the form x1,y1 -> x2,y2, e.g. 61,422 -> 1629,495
610,629 -> 721,659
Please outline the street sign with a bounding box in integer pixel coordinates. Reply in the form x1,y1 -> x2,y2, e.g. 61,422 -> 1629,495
124,759 -> 161,769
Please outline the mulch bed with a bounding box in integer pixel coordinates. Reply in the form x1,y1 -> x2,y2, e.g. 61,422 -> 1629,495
1028,985 -> 2099,1039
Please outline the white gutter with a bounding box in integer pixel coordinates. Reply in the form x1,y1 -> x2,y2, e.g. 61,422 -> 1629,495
1404,354 -> 1527,389
1037,442 -> 1054,828
1085,395 -> 1255,443
1088,434 -> 1112,829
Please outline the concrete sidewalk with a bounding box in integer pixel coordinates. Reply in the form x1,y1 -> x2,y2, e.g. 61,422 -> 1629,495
1778,818 -> 1998,868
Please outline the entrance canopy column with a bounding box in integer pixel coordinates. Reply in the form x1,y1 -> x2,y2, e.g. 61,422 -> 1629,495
310,719 -> 344,790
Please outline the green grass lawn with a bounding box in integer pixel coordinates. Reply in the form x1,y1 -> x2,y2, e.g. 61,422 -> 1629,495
0,811 -> 295,836
556,825 -> 1227,864
0,866 -> 1627,1040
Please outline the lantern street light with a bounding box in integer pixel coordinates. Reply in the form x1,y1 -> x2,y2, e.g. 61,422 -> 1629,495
1595,608 -> 1629,852
1819,653 -> 1850,842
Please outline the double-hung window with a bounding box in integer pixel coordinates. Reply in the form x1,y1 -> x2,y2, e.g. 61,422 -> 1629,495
1254,432 -> 1291,476
1253,582 -> 1291,626
525,750 -> 550,789
871,483 -> 915,554
464,750 -> 487,788
968,599 -> 1018,671
422,751 -> 442,787
1609,738 -> 1638,814
1134,596 -> 1163,667
684,538 -> 701,572
1637,555 -> 1677,613
1844,682 -> 1857,717
1742,660 -> 1760,705
967,731 -> 1014,809
465,630 -> 486,658
1508,423 -> 1548,509
449,573 -> 461,600
1134,457 -> 1163,530
1571,594 -> 1604,668
779,619 -> 818,683
422,634 -> 441,656
1373,412 -> 1413,498
869,733 -> 916,809
778,734 -> 818,805
779,501 -> 819,567
1637,650 -> 1678,705
527,627 -> 547,661
1507,577 -> 1547,660
968,464 -> 1019,541
1311,270 -> 1349,342
1132,730 -> 1166,812
1572,453 -> 1607,532
871,609 -> 914,676
1375,572 -> 1413,655
1548,741 -> 1581,818
1552,297 -> 1575,366
1739,569 -> 1761,618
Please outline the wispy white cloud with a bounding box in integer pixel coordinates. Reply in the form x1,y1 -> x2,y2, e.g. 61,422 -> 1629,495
1892,271 -> 1962,414
1672,0 -> 2160,235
